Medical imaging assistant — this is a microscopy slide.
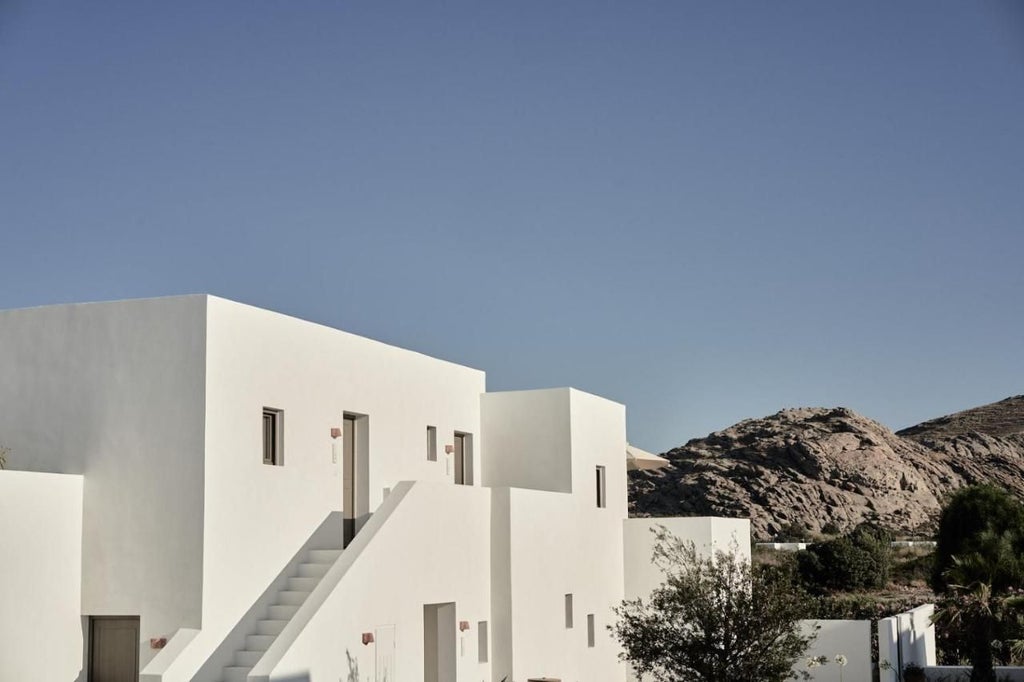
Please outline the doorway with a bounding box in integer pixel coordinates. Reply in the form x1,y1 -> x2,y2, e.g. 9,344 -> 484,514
453,432 -> 472,486
89,616 -> 139,682
343,415 -> 357,547
342,412 -> 369,548
423,603 -> 456,682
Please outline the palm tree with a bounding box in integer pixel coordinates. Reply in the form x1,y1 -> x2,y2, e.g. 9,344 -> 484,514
934,533 -> 1024,682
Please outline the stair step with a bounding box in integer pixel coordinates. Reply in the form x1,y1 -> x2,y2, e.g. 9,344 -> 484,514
309,548 -> 342,563
245,634 -> 275,651
297,562 -> 330,578
255,619 -> 287,636
268,604 -> 300,620
234,650 -> 263,666
287,576 -> 318,591
223,666 -> 252,682
277,590 -> 311,606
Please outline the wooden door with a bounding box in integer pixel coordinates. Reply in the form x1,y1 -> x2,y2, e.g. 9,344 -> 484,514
343,415 -> 357,547
89,617 -> 139,682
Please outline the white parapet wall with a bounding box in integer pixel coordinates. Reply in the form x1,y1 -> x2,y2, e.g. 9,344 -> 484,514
0,470 -> 84,682
798,619 -> 872,682
879,603 -> 937,679
924,668 -> 1024,681
623,516 -> 751,602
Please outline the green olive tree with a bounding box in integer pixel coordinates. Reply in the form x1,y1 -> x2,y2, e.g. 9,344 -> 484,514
610,527 -> 816,682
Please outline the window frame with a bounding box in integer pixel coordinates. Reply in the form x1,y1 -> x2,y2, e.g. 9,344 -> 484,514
263,407 -> 284,466
427,425 -> 438,461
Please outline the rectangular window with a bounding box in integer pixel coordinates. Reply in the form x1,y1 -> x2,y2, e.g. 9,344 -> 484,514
427,426 -> 438,461
587,614 -> 596,647
564,594 -> 574,628
477,621 -> 488,663
595,466 -> 606,508
454,432 -> 473,485
263,408 -> 283,465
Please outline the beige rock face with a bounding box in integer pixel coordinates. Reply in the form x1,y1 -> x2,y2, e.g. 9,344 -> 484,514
629,396 -> 1024,541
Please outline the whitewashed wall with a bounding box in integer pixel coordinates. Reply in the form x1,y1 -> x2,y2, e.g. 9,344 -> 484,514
798,620 -> 872,682
0,297 -> 207,668
899,605 -> 936,667
623,516 -> 751,601
481,389 -> 573,493
484,388 -> 630,682
879,603 -> 937,681
151,296 -> 487,681
200,297 -> 484,633
266,482 -> 493,682
0,470 -> 84,681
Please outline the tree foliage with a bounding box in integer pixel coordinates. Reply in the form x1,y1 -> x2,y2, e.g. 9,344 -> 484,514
932,485 -> 1024,681
610,527 -> 815,682
931,484 -> 1024,594
797,523 -> 893,593
934,583 -> 1024,679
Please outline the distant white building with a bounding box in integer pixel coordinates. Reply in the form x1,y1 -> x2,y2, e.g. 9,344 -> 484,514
0,296 -> 748,682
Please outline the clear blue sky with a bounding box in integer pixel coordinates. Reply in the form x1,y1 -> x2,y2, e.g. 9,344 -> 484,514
1,1 -> 1022,452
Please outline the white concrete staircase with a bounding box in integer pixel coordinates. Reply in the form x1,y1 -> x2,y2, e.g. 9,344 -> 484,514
218,548 -> 343,682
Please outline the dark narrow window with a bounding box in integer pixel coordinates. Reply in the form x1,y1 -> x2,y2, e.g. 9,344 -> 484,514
565,594 -> 574,628
263,408 -> 283,465
587,614 -> 596,647
478,621 -> 488,663
427,426 -> 438,461
595,466 -> 606,508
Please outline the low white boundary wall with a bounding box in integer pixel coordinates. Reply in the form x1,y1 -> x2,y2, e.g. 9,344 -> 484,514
924,667 -> 1024,681
797,620 -> 871,682
0,470 -> 84,682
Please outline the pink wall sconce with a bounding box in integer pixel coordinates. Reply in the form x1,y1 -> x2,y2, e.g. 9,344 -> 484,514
362,632 -> 375,645
445,444 -> 454,454
150,637 -> 167,649
331,427 -> 342,439
459,621 -> 470,632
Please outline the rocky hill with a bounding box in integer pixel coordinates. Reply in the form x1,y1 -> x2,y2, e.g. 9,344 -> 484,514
629,396 -> 1024,541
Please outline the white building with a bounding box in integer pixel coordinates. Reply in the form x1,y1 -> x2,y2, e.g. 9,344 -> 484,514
0,295 -> 748,682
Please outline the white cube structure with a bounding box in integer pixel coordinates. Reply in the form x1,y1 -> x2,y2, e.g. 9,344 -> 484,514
0,295 -> 744,682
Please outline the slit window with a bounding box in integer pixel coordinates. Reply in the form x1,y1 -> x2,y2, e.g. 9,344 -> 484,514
478,621 -> 488,663
263,408 -> 284,466
595,466 -> 606,508
587,614 -> 596,647
427,426 -> 438,461
565,594 -> 574,628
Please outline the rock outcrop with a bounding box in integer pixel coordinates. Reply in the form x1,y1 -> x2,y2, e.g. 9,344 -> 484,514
629,396 -> 1024,540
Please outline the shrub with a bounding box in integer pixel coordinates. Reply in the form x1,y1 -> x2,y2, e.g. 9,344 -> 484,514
797,523 -> 893,593
776,520 -> 808,543
820,521 -> 842,536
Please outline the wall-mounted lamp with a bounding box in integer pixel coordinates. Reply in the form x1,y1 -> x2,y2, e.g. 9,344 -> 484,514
330,427 -> 342,439
150,637 -> 167,650
362,632 -> 375,646
445,444 -> 454,455
459,621 -> 470,632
